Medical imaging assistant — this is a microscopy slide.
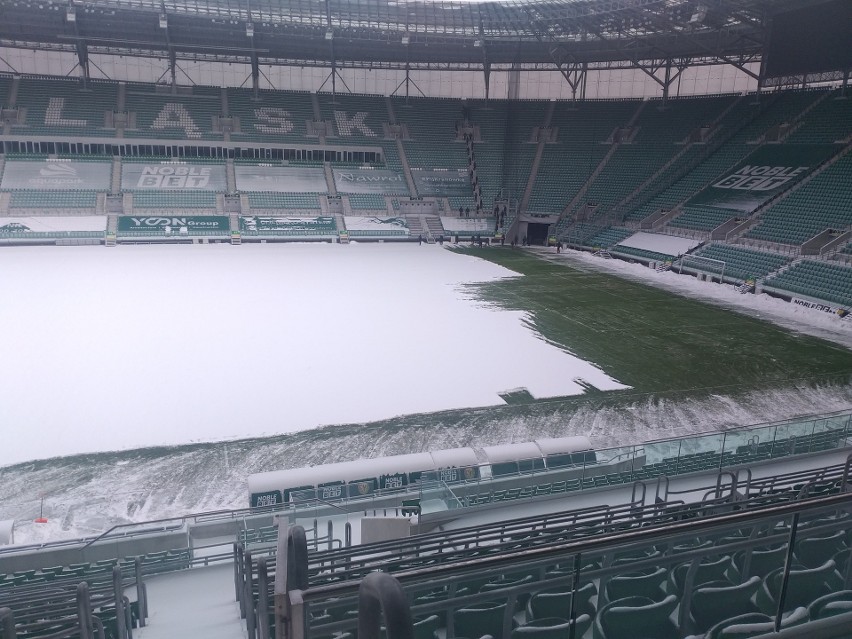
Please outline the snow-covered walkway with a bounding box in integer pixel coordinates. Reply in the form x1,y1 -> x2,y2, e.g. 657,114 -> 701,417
135,563 -> 245,639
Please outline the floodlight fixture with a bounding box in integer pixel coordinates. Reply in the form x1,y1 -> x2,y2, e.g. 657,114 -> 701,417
159,13 -> 168,28
66,6 -> 75,22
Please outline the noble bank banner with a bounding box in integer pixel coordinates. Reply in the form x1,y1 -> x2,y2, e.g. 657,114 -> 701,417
333,169 -> 409,195
0,160 -> 111,190
687,145 -> 837,214
121,163 -> 228,191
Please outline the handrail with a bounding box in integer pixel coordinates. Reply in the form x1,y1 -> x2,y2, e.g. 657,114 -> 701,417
300,490 -> 852,599
81,518 -> 187,549
357,573 -> 413,639
290,461 -> 845,569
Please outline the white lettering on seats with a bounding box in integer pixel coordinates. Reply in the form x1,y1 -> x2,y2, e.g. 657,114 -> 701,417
254,108 -> 295,134
151,103 -> 202,139
334,111 -> 376,137
45,98 -> 87,128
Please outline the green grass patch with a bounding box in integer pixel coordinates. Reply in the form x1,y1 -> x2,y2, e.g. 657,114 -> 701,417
460,248 -> 852,395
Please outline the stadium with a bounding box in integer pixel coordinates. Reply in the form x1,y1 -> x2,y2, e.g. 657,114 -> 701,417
1,0 -> 852,636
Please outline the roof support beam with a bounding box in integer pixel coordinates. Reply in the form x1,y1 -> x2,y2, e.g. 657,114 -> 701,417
75,40 -> 89,88
251,52 -> 260,98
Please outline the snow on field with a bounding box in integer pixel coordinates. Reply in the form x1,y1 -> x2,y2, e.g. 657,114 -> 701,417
0,242 -> 627,467
534,247 -> 852,350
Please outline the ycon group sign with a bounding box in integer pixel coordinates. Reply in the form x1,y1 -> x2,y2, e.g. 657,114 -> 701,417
118,216 -> 229,232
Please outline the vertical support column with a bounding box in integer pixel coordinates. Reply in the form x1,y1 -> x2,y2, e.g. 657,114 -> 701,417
76,41 -> 90,89
482,57 -> 491,103
756,16 -> 772,99
169,49 -> 177,88
251,54 -> 260,100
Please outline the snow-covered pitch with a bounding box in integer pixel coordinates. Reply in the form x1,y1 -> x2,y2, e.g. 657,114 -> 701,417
0,242 -> 626,466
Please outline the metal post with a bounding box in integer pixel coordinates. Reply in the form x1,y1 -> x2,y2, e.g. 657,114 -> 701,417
245,550 -> 257,639
675,439 -> 682,475
328,520 -> 334,551
257,558 -> 271,639
235,544 -> 244,605
313,519 -> 318,551
113,565 -> 127,639
77,582 -> 94,639
567,553 -> 582,639
774,513 -> 800,632
135,557 -> 147,624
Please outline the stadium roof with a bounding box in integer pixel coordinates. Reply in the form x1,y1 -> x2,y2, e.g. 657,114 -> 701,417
0,0 -> 836,71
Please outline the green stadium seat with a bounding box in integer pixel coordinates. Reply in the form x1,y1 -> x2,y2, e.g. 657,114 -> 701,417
592,595 -> 679,639
453,601 -> 513,639
511,615 -> 592,639
807,590 -> 852,620
526,582 -> 597,620
795,529 -> 848,569
756,560 -> 840,614
688,577 -> 761,634
604,567 -> 667,603
704,608 -> 808,639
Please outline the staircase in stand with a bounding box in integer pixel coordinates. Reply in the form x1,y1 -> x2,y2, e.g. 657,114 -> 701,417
229,214 -> 241,245
336,213 -> 349,243
105,214 -> 118,247
422,215 -> 444,242
406,215 -> 427,239
519,101 -> 556,215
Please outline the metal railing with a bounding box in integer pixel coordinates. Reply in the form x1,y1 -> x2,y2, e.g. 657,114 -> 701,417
281,490 -> 852,639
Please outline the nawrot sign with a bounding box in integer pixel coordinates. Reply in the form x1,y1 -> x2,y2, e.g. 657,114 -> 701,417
333,169 -> 409,195
118,216 -> 229,232
687,145 -> 837,214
